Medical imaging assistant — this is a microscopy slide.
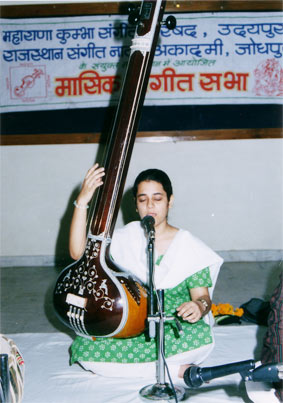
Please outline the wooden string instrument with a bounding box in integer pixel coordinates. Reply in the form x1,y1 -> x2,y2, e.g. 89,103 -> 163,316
53,0 -> 172,339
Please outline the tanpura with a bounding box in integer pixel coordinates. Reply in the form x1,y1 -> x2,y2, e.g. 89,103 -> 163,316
53,0 -> 175,339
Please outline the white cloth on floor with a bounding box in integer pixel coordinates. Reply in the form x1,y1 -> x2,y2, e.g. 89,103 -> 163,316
8,325 -> 267,403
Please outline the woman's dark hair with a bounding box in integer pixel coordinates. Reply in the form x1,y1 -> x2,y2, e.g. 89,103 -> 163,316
132,169 -> 173,200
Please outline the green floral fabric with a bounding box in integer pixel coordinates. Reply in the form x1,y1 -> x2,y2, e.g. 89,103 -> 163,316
71,266 -> 212,364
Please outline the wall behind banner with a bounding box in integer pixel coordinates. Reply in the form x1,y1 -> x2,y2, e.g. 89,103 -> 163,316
1,138 -> 282,265
1,1 -> 282,265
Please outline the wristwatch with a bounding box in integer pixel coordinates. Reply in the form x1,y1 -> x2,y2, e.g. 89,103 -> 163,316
198,298 -> 209,312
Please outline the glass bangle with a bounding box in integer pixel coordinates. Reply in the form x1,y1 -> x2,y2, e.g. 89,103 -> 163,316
73,200 -> 89,209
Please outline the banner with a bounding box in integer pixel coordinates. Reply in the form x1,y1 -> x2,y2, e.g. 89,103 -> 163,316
1,12 -> 282,113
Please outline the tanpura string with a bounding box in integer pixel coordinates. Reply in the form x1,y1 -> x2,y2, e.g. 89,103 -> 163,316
85,53 -> 152,239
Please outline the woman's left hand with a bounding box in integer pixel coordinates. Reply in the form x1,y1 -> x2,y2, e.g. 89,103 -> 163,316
176,301 -> 202,323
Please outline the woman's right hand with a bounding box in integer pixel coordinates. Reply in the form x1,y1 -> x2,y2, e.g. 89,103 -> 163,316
77,163 -> 105,206
69,164 -> 105,259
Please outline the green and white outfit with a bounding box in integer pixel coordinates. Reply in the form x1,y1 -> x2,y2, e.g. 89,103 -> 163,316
71,221 -> 223,379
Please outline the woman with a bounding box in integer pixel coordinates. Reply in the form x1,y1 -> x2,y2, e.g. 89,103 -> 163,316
69,164 -> 223,381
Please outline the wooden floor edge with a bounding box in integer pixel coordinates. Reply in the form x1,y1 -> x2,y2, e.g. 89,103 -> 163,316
1,1 -> 282,18
1,128 -> 282,146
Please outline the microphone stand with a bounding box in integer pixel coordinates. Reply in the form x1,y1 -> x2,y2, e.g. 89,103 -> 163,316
139,229 -> 185,402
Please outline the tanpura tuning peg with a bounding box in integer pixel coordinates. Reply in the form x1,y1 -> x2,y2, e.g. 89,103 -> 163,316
162,15 -> 177,30
126,3 -> 137,13
127,3 -> 141,25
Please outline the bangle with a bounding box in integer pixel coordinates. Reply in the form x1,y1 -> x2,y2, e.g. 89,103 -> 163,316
73,200 -> 89,209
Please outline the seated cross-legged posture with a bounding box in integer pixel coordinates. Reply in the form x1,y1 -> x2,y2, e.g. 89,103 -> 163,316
69,164 -> 223,382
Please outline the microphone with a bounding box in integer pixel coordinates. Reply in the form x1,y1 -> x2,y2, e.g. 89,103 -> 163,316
184,360 -> 255,388
141,215 -> 155,236
184,360 -> 283,388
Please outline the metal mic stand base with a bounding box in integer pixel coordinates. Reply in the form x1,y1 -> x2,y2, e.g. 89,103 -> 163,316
139,382 -> 185,402
140,237 -> 185,401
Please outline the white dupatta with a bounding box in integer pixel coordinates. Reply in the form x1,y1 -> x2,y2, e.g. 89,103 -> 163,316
110,221 -> 223,297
